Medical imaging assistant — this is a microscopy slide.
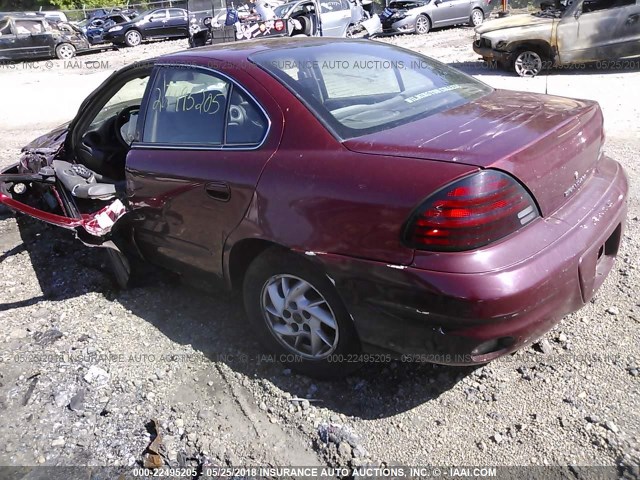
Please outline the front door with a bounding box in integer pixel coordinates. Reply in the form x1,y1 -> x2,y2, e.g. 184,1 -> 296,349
145,9 -> 170,37
126,65 -> 281,277
557,0 -> 638,63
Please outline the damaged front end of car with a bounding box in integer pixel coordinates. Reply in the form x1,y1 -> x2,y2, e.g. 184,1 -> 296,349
0,137 -> 130,251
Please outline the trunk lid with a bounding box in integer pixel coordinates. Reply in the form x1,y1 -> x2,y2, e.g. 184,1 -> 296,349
343,89 -> 604,216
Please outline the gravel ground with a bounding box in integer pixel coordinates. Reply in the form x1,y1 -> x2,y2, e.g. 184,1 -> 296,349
0,27 -> 638,477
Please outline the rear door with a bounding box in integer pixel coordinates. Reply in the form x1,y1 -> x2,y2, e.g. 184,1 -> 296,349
319,0 -> 352,36
125,64 -> 282,277
432,0 -> 470,25
167,8 -> 189,37
13,19 -> 54,58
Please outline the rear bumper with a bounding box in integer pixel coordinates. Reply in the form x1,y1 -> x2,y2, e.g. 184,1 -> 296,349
311,156 -> 628,364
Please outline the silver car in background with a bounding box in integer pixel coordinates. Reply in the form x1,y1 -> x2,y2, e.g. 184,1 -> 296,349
380,0 -> 491,34
274,0 -> 366,36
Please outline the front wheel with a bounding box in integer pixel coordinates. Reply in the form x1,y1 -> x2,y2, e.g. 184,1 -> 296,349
243,248 -> 362,378
513,49 -> 545,77
415,14 -> 431,34
346,24 -> 369,39
55,43 -> 76,59
124,29 -> 142,47
470,8 -> 484,27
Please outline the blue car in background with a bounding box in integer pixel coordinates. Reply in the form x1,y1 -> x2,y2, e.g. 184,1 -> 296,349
85,13 -> 131,44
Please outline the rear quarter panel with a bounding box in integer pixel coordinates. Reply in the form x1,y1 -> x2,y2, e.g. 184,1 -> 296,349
228,64 -> 478,266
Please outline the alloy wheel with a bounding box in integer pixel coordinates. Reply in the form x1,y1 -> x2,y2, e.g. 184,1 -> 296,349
261,274 -> 339,359
471,9 -> 484,26
126,30 -> 142,47
415,15 -> 430,34
514,50 -> 543,77
56,44 -> 75,59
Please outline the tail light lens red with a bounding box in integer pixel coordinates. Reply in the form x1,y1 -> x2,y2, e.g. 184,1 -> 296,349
403,170 -> 540,251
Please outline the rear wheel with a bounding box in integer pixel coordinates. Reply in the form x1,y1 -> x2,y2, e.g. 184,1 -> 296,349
513,49 -> 545,77
415,14 -> 431,34
124,29 -> 142,47
470,8 -> 484,27
55,43 -> 76,59
243,248 -> 362,378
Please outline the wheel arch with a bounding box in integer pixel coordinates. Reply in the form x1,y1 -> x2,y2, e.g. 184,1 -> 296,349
126,27 -> 144,39
508,40 -> 555,62
226,238 -> 283,290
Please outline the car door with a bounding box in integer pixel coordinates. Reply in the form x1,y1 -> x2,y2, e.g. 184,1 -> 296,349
166,9 -> 189,37
144,9 -> 169,37
0,63 -> 154,242
556,0 -> 637,63
13,19 -> 54,58
125,65 -> 282,277
612,0 -> 640,57
319,0 -> 352,36
430,0 -> 470,25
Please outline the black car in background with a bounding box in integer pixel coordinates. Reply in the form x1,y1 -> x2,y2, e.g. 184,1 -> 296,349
0,15 -> 90,60
102,8 -> 189,47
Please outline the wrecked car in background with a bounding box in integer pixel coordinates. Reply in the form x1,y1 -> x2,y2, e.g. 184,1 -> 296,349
0,39 -> 628,378
380,0 -> 491,35
0,14 -> 90,60
473,0 -> 640,76
188,0 -> 379,46
85,12 -> 132,45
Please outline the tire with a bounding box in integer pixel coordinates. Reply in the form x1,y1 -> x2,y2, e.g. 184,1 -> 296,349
414,14 -> 431,35
470,8 -> 484,27
55,43 -> 76,60
243,248 -> 362,378
124,29 -> 142,47
106,248 -> 133,289
513,49 -> 546,77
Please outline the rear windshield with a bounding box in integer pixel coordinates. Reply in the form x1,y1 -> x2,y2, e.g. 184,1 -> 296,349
250,41 -> 491,140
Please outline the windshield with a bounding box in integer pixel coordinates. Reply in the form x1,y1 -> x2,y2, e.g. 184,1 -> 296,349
251,41 -> 491,140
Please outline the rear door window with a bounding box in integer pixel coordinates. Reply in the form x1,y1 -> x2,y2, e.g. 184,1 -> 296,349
142,67 -> 268,147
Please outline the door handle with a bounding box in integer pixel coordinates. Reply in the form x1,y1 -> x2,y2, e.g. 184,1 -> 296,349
204,181 -> 230,202
626,14 -> 639,25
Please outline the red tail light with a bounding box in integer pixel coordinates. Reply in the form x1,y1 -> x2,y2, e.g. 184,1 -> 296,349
403,170 -> 539,251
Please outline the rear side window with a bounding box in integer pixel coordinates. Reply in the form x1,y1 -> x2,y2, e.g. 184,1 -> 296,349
14,20 -> 46,34
142,66 -> 268,147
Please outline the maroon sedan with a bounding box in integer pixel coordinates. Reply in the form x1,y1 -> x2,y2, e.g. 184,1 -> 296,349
0,39 -> 628,377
